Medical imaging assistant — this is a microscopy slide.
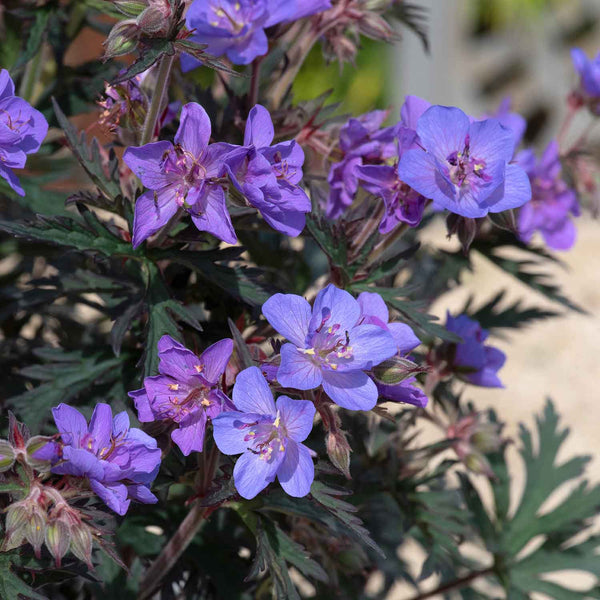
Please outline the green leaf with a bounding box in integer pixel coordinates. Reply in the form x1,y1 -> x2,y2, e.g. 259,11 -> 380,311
111,40 -> 173,85
462,291 -> 559,332
15,8 -> 54,68
0,214 -> 135,257
0,552 -> 47,600
154,248 -> 272,307
8,349 -> 126,427
52,99 -> 123,202
142,264 -> 202,377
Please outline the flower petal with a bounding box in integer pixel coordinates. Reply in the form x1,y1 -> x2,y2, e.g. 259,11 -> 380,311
200,338 -> 233,384
212,411 -> 263,455
90,480 -> 130,515
233,450 -> 282,499
387,322 -> 421,354
88,403 -> 113,454
309,284 -> 360,333
174,102 -> 211,157
357,291 -> 389,323
52,404 -> 88,446
485,164 -> 532,212
123,141 -> 173,189
52,447 -> 104,479
263,293 -> 311,347
275,396 -> 315,442
232,366 -> 276,414
277,441 -> 314,497
132,188 -> 178,248
171,410 -> 207,455
321,370 -> 378,411
416,105 -> 470,159
277,344 -> 323,390
244,104 -> 274,147
348,324 -> 397,370
190,185 -> 237,244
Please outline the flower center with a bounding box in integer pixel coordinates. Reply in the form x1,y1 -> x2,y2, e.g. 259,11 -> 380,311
210,2 -> 247,34
446,136 -> 489,189
301,311 -> 354,371
241,413 -> 286,463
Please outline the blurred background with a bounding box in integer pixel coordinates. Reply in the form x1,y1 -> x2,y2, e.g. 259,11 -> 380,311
292,1 -> 600,597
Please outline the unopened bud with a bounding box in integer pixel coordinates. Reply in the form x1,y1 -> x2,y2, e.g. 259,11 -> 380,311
3,504 -> 28,551
70,523 -> 93,567
8,412 -> 28,450
359,12 -> 397,43
137,2 -> 171,35
326,430 -> 352,479
104,20 -> 140,58
25,436 -> 57,472
112,0 -> 148,17
464,452 -> 494,478
471,423 -> 503,454
24,509 -> 46,558
45,519 -> 71,567
0,439 -> 16,472
371,356 -> 424,386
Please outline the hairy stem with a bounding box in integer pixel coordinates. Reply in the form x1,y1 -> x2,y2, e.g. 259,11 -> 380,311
19,47 -> 45,105
249,56 -> 264,107
365,222 -> 409,267
140,52 -> 176,146
406,567 -> 495,600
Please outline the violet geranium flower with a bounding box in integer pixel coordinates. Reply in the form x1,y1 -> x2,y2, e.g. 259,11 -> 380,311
517,141 -> 580,251
445,313 -> 506,388
183,0 -> 331,69
123,102 -> 236,248
357,291 -> 428,408
212,366 -> 315,499
262,284 -> 397,410
49,403 -> 161,515
571,47 -> 600,112
224,104 -> 311,236
129,335 -> 234,455
0,69 -> 48,196
398,105 -> 531,218
326,110 -> 399,219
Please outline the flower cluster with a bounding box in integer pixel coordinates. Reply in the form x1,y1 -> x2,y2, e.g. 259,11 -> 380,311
124,102 -> 310,247
183,0 -> 331,68
517,141 -> 580,250
45,404 -> 161,515
0,70 -> 48,196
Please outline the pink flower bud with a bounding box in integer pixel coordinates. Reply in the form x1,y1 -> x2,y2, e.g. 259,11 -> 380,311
137,1 -> 172,35
45,518 -> 71,567
70,523 -> 94,567
326,430 -> 352,479
24,508 -> 46,558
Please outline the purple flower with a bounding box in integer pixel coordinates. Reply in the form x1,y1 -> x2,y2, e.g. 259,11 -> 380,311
0,69 -> 48,196
212,366 -> 315,499
445,313 -> 506,388
262,284 -> 397,410
357,291 -> 428,408
571,48 -> 600,100
326,110 -> 398,219
129,335 -> 234,455
123,102 -> 236,248
50,403 -> 161,515
398,105 -> 531,218
356,164 -> 426,232
224,105 -> 311,236
398,94 -> 431,149
517,141 -> 580,251
183,0 -> 331,68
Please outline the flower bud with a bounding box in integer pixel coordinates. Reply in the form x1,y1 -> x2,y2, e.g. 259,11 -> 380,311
24,508 -> 46,558
3,504 -> 29,551
45,518 -> 71,567
104,20 -> 140,58
25,436 -> 58,472
137,1 -> 171,35
326,430 -> 352,479
0,439 -> 16,472
112,0 -> 148,17
70,523 -> 94,567
464,452 -> 494,478
359,12 -> 396,43
8,412 -> 28,450
371,356 -> 423,386
470,423 -> 503,454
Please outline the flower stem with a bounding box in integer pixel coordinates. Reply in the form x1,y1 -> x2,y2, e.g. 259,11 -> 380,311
137,501 -> 208,600
405,567 -> 494,600
137,443 -> 221,600
249,56 -> 264,107
139,52 -> 176,146
19,47 -> 45,105
365,222 -> 409,267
